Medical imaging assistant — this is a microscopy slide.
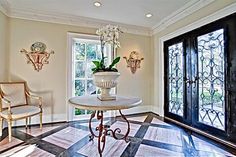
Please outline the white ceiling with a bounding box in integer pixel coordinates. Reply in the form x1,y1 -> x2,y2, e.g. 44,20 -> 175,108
0,0 -> 214,35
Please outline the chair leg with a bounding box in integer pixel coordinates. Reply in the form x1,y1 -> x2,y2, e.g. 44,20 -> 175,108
40,113 -> 42,129
8,120 -> 12,142
29,117 -> 31,129
0,117 -> 3,136
25,118 -> 28,129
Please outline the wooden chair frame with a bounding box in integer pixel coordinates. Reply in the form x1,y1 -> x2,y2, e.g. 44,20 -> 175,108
0,82 -> 42,142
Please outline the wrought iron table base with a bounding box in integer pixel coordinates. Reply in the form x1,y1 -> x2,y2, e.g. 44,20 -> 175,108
88,110 -> 130,157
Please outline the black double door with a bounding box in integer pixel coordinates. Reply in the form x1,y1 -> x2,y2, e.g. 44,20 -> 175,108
164,13 -> 236,144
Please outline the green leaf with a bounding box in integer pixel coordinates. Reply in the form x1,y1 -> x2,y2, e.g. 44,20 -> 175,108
92,61 -> 100,68
109,57 -> 120,69
91,68 -> 97,72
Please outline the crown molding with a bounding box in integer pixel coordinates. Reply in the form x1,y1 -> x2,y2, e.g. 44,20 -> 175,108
6,6 -> 152,36
160,2 -> 236,42
152,0 -> 215,34
0,0 -> 216,36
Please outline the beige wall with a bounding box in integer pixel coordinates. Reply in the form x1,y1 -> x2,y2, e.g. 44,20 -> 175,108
2,0 -> 234,125
117,33 -> 152,113
0,11 -> 9,81
153,0 -> 236,116
8,18 -> 152,123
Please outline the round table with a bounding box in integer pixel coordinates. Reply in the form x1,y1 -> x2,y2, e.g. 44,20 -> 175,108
69,95 -> 142,157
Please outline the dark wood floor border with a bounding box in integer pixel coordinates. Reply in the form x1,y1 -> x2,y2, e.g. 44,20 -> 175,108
120,140 -> 142,157
120,113 -> 153,157
36,139 -> 66,155
36,123 -> 70,139
66,135 -> 91,157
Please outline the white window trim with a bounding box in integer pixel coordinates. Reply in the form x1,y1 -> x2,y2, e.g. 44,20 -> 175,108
67,32 -> 115,121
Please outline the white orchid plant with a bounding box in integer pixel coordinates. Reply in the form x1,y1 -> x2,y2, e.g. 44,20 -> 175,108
92,25 -> 123,73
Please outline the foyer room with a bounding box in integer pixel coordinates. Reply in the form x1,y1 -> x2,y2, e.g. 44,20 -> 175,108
0,0 -> 236,156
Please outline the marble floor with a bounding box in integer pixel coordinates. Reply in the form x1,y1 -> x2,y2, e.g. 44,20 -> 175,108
0,113 -> 235,157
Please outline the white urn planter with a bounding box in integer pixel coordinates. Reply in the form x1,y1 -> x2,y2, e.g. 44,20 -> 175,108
93,72 -> 120,101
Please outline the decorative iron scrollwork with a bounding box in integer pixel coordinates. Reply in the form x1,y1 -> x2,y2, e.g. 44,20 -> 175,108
197,29 -> 225,130
20,42 -> 54,72
88,110 -> 130,156
168,42 -> 184,116
123,51 -> 144,74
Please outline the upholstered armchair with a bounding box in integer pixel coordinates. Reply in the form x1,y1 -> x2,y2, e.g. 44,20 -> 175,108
0,82 -> 42,142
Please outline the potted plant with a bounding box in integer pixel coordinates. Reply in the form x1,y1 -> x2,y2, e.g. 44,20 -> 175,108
92,25 -> 122,100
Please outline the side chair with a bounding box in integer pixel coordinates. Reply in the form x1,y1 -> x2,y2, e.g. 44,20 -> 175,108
0,82 -> 43,142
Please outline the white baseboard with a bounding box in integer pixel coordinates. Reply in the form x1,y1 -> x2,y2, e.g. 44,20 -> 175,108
1,106 -> 152,130
121,105 -> 151,116
151,106 -> 164,117
2,113 -> 67,129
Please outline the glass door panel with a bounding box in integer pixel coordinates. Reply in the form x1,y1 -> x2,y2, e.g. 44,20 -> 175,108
168,42 -> 184,117
197,29 -> 225,130
73,41 -> 100,116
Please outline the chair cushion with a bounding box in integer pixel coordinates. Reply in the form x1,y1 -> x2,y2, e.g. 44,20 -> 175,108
0,105 -> 41,119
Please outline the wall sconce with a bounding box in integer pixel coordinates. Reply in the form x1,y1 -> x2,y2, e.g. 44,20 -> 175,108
20,42 -> 54,72
123,51 -> 144,74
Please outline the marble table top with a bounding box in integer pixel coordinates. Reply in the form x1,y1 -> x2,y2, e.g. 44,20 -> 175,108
68,95 -> 142,111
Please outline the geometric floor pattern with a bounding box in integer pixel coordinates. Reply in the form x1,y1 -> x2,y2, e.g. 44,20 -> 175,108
0,113 -> 235,157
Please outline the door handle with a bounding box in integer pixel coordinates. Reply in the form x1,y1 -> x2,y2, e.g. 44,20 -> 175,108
192,76 -> 199,88
185,76 -> 199,87
185,77 -> 192,87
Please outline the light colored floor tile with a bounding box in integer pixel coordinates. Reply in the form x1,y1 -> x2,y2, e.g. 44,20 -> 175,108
0,144 -> 55,157
79,120 -> 109,128
144,126 -> 182,146
27,147 -> 55,157
110,121 -> 141,137
19,125 -> 60,137
151,117 -> 170,126
127,116 -> 147,122
0,137 -> 23,152
43,127 -> 89,149
192,136 -> 236,157
135,144 -> 184,157
78,136 -> 129,157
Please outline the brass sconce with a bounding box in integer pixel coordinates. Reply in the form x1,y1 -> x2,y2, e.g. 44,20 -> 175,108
123,51 -> 144,74
20,42 -> 54,72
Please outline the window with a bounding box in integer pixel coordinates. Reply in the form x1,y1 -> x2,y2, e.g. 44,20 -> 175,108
73,40 -> 101,115
68,33 -> 113,119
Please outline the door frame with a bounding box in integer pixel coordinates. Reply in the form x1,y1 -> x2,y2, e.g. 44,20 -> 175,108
163,12 -> 236,144
156,3 -> 236,117
164,25 -> 228,137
